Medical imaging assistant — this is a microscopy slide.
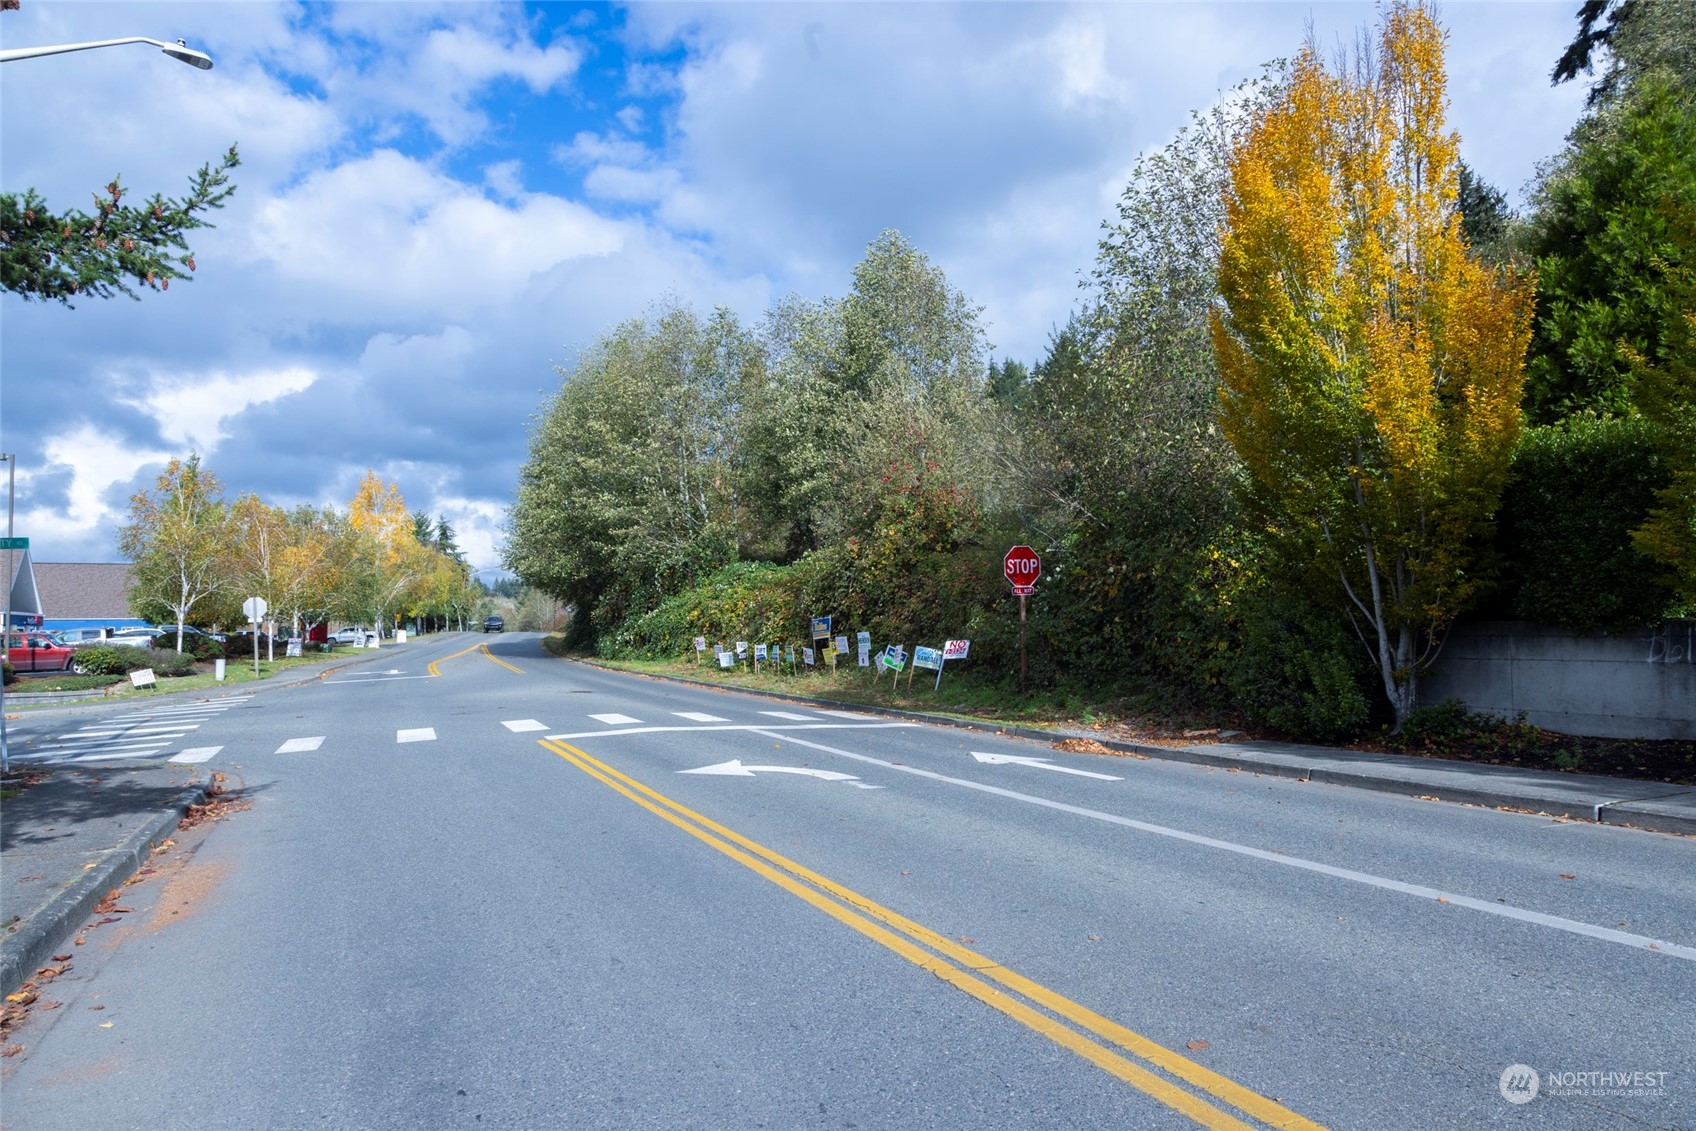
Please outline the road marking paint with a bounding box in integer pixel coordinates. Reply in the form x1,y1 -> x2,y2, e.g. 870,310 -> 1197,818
972,751 -> 1123,781
759,730 -> 1696,964
169,747 -> 223,764
589,713 -> 643,726
502,719 -> 549,733
396,728 -> 437,743
479,644 -> 525,675
545,722 -> 920,740
544,739 -> 1322,1131
122,726 -> 201,736
275,737 -> 325,753
678,759 -> 858,781
67,749 -> 171,763
759,711 -> 819,721
427,643 -> 483,676
815,710 -> 876,719
673,711 -> 729,723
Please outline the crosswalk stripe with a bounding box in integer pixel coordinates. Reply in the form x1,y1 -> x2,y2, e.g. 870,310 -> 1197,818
502,719 -> 549,732
169,747 -> 223,764
816,710 -> 876,720
673,712 -> 729,723
590,713 -> 642,725
276,736 -> 325,753
397,728 -> 437,743
759,711 -> 819,721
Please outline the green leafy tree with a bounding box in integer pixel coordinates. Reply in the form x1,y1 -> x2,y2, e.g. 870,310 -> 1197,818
118,455 -> 231,649
1212,2 -> 1536,728
1625,205 -> 1696,606
1,146 -> 239,305
1523,74 -> 1696,421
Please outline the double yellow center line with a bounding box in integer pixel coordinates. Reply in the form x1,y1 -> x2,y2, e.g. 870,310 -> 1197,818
542,738 -> 1326,1131
427,643 -> 524,677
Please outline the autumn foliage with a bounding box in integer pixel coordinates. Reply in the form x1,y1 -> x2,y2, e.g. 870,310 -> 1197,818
1211,2 -> 1536,725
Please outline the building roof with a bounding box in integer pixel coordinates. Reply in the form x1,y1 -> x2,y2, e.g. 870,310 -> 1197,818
32,562 -> 135,620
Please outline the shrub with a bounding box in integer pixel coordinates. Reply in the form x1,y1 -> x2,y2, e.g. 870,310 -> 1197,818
71,645 -> 149,675
1227,588 -> 1373,742
2,659 -> 14,686
144,647 -> 198,677
1497,415 -> 1677,632
153,632 -> 222,660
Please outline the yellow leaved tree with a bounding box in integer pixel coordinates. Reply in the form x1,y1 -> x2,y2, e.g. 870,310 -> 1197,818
341,471 -> 431,638
1211,2 -> 1535,728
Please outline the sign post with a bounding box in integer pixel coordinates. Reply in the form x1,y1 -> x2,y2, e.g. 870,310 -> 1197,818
1003,546 -> 1041,692
243,596 -> 269,679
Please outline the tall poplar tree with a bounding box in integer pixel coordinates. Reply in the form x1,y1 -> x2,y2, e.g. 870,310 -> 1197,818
1211,1 -> 1536,727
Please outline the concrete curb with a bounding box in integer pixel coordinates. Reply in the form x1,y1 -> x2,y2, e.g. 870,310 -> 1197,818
0,777 -> 210,999
571,659 -> 1696,837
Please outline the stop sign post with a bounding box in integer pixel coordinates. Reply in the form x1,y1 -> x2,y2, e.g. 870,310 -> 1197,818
1003,546 -> 1041,691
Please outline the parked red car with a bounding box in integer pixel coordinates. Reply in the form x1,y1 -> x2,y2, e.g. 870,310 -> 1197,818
6,631 -> 76,673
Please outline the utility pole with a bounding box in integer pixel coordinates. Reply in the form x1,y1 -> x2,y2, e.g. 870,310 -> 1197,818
2,452 -> 15,773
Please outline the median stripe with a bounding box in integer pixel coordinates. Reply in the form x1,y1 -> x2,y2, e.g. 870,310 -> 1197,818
541,738 -> 1326,1131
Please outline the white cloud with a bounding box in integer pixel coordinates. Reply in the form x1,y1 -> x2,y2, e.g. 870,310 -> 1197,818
22,425 -> 172,547
244,150 -> 626,317
127,367 -> 319,453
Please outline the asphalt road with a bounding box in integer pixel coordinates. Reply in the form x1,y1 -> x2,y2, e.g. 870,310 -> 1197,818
3,632 -> 1692,1130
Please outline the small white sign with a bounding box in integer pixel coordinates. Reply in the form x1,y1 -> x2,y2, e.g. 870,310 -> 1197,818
694,637 -> 707,652
802,646 -> 815,666
835,634 -> 849,654
129,668 -> 157,689
755,643 -> 768,660
718,651 -> 736,668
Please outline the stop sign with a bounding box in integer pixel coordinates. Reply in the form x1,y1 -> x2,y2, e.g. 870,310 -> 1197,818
1004,545 -> 1041,593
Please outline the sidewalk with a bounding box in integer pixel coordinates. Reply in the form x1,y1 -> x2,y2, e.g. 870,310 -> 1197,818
0,644 -> 399,997
588,660 -> 1696,838
1,761 -> 209,997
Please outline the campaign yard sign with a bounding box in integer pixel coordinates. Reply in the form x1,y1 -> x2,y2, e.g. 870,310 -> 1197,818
754,643 -> 768,661
943,639 -> 970,660
912,646 -> 943,672
803,646 -> 816,666
857,630 -> 872,667
811,615 -> 832,641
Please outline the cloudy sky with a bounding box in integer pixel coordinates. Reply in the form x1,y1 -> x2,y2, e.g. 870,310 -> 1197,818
1,1 -> 1590,578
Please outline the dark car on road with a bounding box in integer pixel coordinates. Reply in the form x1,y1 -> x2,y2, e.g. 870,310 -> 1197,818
483,615 -> 504,632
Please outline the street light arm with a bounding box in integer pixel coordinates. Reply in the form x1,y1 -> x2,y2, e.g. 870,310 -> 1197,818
0,36 -> 213,69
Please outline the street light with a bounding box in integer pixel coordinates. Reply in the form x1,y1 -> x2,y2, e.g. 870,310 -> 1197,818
0,36 -> 213,69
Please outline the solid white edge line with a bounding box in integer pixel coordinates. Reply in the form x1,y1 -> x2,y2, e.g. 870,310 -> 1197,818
748,730 -> 1696,964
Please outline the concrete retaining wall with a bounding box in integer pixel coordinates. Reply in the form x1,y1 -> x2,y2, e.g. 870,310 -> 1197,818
1421,620 -> 1695,740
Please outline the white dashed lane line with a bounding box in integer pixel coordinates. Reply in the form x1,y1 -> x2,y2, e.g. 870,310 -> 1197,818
170,747 -> 223,764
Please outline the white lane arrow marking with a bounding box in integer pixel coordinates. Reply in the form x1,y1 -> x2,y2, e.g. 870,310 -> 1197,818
679,759 -> 858,782
970,752 -> 1122,781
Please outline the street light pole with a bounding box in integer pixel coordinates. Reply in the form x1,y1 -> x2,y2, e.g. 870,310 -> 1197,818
0,36 -> 213,69
1,452 -> 13,774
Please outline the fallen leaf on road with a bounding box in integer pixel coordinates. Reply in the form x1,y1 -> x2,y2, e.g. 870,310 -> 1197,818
1559,874 -> 1576,880
40,1002 -> 61,1011
1187,1039 -> 1210,1051
2,1045 -> 22,1058
50,955 -> 71,962
1436,897 -> 1450,904
6,991 -> 38,1007
98,1022 -> 113,1029
1088,934 -> 1102,942
957,936 -> 975,944
900,870 -> 912,876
